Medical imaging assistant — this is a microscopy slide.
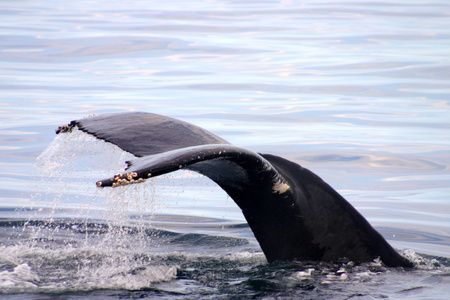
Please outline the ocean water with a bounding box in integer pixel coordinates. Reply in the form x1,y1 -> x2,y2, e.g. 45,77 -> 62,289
1,0 -> 449,299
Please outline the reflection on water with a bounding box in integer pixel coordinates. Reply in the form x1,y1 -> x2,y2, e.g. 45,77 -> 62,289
0,0 -> 449,298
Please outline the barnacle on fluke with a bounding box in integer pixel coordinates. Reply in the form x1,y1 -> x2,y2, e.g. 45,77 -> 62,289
105,172 -> 146,187
55,121 -> 77,134
56,115 -> 96,134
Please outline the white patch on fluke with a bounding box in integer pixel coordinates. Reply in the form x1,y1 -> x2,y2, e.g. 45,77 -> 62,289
272,179 -> 290,194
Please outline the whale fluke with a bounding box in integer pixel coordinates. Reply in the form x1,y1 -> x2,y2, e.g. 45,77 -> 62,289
56,112 -> 413,268
56,112 -> 228,157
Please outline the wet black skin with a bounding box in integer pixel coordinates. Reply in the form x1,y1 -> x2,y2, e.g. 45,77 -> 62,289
57,112 -> 413,268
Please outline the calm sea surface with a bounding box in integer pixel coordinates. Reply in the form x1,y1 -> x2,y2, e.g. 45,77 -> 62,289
1,0 -> 449,299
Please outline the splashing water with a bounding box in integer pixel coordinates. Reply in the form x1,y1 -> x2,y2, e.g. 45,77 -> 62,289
0,129 -> 183,294
0,128 -> 448,298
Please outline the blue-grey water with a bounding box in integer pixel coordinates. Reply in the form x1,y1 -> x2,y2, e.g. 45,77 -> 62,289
1,0 -> 449,299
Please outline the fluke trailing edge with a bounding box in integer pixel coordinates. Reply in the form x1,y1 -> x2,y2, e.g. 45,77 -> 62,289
56,112 -> 413,268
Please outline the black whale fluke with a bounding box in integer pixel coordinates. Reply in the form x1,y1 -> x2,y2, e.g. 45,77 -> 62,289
57,112 -> 413,268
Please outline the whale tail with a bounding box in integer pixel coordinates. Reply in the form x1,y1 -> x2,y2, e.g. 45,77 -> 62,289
57,112 -> 413,268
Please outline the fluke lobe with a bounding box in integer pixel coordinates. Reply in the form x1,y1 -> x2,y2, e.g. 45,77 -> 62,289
56,112 -> 413,268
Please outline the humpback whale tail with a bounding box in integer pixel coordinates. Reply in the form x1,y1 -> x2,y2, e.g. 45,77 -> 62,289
56,112 -> 413,268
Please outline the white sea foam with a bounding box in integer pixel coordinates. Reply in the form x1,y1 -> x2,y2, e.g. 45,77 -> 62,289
0,263 -> 39,293
0,243 -> 178,294
401,249 -> 442,270
293,268 -> 315,279
0,263 -> 37,286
